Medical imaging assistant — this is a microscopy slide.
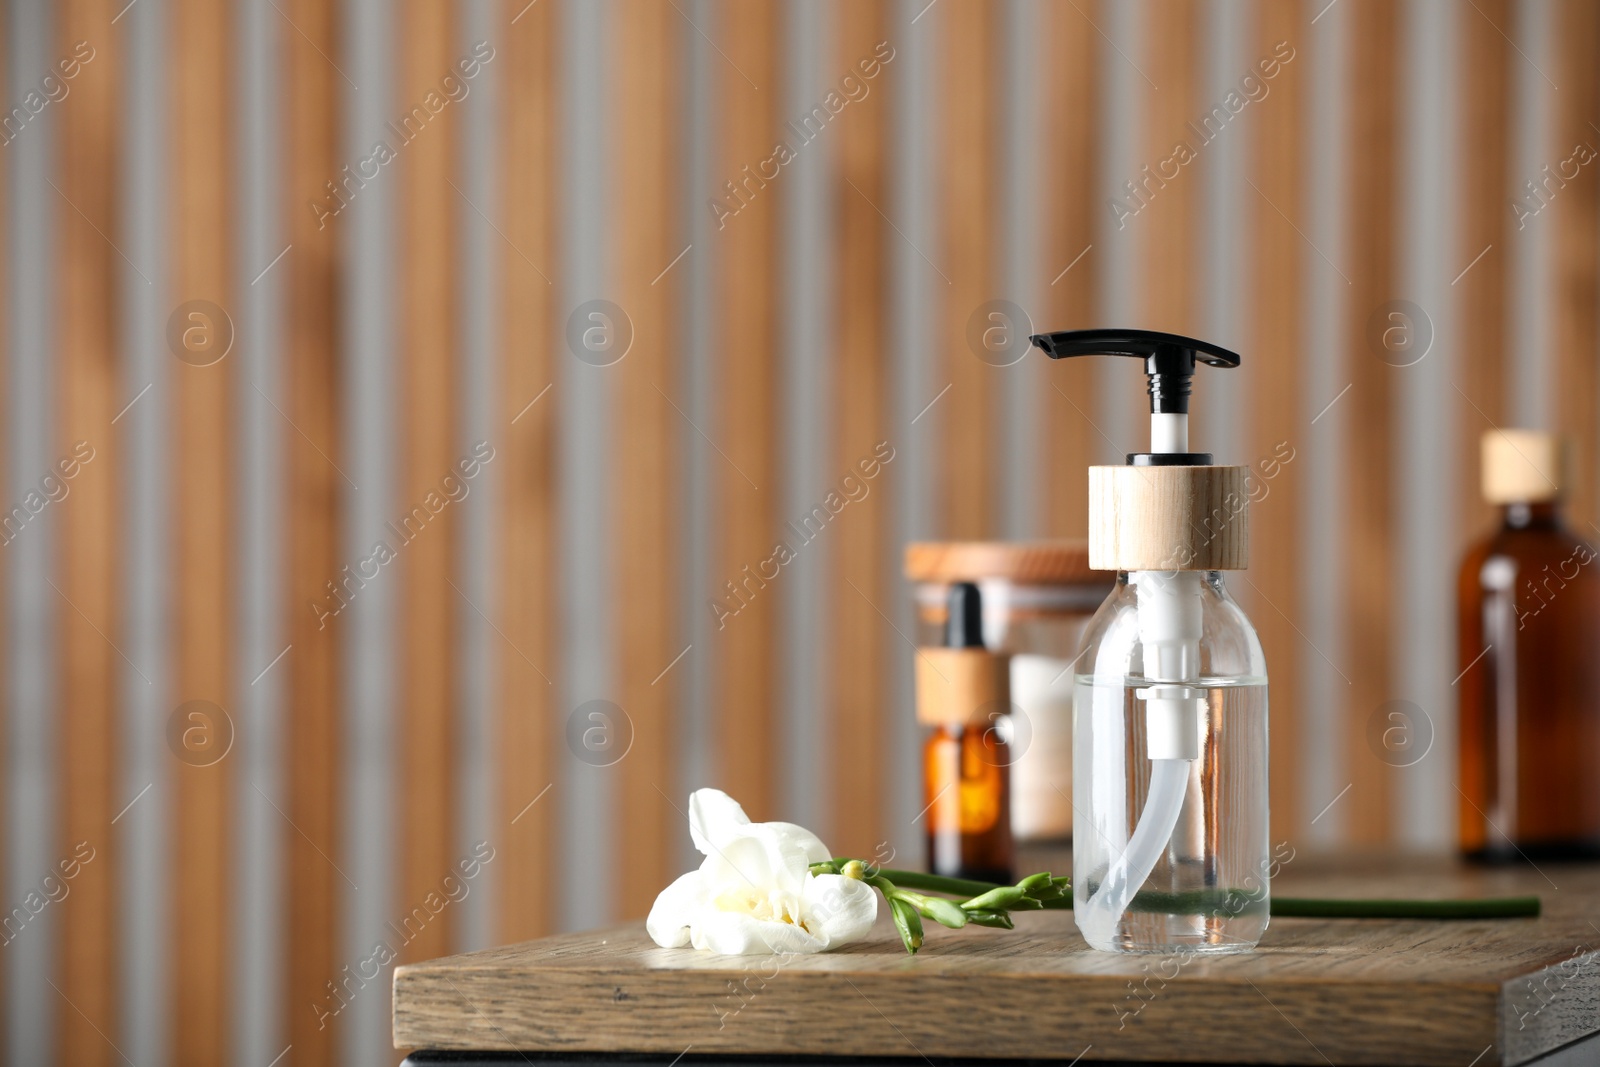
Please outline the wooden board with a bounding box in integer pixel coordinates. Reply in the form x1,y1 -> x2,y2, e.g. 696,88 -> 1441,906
394,854 -> 1600,1066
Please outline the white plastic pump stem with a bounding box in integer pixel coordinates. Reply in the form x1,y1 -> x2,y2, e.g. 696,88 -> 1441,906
1150,411 -> 1188,454
1081,406 -> 1204,946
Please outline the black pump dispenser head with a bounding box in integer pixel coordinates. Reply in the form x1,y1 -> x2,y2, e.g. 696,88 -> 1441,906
1028,328 -> 1241,466
945,582 -> 986,649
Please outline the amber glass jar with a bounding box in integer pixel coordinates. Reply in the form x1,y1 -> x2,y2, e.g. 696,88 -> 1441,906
1457,431 -> 1600,861
906,542 -> 1108,843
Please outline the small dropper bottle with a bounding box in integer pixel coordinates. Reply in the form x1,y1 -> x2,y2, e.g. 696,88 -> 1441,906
916,582 -> 1015,883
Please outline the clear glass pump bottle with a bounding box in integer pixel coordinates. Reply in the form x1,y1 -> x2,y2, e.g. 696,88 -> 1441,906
1072,571 -> 1270,953
1031,328 -> 1271,955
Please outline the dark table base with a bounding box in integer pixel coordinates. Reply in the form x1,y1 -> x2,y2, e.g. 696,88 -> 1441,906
403,1033 -> 1600,1067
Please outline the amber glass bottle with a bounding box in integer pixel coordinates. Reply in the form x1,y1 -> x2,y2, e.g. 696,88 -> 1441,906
924,721 -> 1013,883
914,583 -> 1015,882
1458,431 -> 1600,861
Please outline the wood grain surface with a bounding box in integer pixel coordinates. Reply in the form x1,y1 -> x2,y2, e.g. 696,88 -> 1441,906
394,855 -> 1600,1066
1088,465 -> 1249,572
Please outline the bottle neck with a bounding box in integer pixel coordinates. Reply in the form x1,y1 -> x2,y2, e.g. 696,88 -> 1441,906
1501,500 -> 1561,530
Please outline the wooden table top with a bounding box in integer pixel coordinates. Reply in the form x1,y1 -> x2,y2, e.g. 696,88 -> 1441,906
392,853 -> 1600,1066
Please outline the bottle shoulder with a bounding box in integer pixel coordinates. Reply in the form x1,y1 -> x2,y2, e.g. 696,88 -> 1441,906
1461,522 -> 1599,584
1077,572 -> 1267,682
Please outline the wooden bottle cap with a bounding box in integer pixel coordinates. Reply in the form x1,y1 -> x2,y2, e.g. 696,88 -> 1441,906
1088,464 -> 1249,571
1481,430 -> 1563,504
914,649 -> 1009,726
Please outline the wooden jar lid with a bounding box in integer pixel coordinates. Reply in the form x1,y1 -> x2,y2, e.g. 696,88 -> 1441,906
903,540 -> 1100,585
1481,430 -> 1563,504
1088,465 -> 1249,571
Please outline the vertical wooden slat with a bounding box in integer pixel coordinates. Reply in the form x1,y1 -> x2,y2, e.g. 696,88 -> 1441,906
939,0 -> 996,539
612,0 -> 680,917
1250,1 -> 1306,839
283,0 -> 343,1060
1456,1 -> 1510,536
1343,0 -> 1399,844
829,0 -> 892,858
56,2 -> 121,1064
397,0 -> 460,965
1553,0 -> 1600,529
170,0 -> 234,1060
1138,0 -> 1199,338
0,0 -> 8,1036
1041,0 -> 1099,537
498,0 -> 557,945
711,0 -> 780,817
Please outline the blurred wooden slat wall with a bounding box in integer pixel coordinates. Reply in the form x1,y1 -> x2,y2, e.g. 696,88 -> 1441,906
1139,1 -> 1199,339
1041,0 -> 1099,535
171,0 -> 236,1061
56,2 -> 120,1065
940,0 -> 997,538
1343,0 -> 1399,843
1555,0 -> 1600,530
1456,3 -> 1510,560
18,2 -> 1600,1063
498,0 -> 557,947
396,0 -> 461,973
711,0 -> 780,818
1250,0 -> 1306,838
0,0 -> 7,1036
612,0 -> 680,916
283,0 -> 344,1063
829,0 -> 893,858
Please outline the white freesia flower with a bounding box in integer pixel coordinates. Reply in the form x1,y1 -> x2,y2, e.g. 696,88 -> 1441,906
646,789 -> 878,955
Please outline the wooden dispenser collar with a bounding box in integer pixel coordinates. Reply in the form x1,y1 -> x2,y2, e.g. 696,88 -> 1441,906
1088,464 -> 1249,571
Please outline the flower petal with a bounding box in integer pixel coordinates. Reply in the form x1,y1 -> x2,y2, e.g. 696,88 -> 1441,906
803,874 -> 879,947
688,909 -> 827,955
688,788 -> 751,856
761,821 -> 832,866
646,870 -> 706,949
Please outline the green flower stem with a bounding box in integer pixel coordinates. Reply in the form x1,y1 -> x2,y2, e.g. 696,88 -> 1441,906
1271,895 -> 1540,919
835,863 -> 1542,922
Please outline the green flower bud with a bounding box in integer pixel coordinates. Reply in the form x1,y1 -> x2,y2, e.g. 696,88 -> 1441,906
963,909 -> 1015,929
962,885 -> 1026,911
917,895 -> 969,929
890,897 -> 924,953
840,859 -> 867,881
